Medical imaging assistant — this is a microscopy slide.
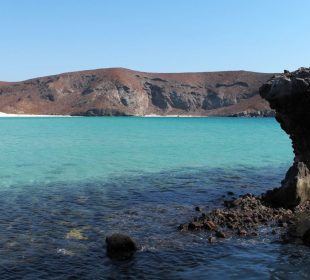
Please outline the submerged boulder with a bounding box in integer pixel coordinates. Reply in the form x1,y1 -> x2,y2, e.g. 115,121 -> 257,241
260,68 -> 310,208
106,233 -> 137,260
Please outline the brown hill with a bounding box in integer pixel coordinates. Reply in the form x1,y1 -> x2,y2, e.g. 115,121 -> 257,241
0,68 -> 274,116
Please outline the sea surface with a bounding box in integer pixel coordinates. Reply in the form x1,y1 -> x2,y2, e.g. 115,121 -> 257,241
0,117 -> 309,279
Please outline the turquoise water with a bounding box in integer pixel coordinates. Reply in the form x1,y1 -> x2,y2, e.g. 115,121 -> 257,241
2,117 -> 310,280
0,117 -> 292,188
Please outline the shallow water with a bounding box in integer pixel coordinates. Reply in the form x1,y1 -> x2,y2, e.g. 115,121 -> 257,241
1,117 -> 309,279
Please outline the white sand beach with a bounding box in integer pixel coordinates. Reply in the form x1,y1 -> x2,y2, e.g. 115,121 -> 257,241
0,112 -> 71,117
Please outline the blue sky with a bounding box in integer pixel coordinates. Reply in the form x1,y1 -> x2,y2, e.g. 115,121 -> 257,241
1,0 -> 310,81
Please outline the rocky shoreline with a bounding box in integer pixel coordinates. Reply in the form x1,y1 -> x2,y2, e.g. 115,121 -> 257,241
178,192 -> 310,246
178,68 -> 310,247
108,68 -> 310,260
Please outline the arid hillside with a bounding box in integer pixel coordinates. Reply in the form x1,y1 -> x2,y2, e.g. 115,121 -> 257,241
0,68 -> 274,116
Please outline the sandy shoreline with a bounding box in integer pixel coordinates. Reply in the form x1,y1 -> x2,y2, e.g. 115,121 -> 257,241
0,112 -> 207,118
0,112 -> 71,117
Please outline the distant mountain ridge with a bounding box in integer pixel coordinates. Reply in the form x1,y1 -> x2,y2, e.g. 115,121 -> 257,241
0,68 -> 274,116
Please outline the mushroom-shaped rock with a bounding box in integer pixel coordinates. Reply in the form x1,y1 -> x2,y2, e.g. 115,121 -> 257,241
260,68 -> 310,208
106,233 -> 137,260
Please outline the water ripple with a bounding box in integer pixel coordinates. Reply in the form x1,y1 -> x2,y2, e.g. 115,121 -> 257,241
0,165 -> 309,279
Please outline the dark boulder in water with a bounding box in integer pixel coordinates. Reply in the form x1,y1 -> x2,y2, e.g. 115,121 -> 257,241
260,68 -> 310,208
215,230 -> 226,238
302,228 -> 310,246
106,233 -> 137,260
285,209 -> 310,245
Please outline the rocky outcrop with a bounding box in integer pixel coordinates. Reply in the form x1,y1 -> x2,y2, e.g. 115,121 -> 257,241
179,194 -> 294,238
260,68 -> 310,208
228,109 -> 275,117
0,68 -> 273,116
179,193 -> 310,246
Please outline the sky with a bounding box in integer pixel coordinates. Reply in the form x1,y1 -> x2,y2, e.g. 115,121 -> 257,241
1,0 -> 310,81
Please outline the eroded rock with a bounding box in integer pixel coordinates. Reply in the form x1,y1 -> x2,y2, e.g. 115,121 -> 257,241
260,68 -> 310,208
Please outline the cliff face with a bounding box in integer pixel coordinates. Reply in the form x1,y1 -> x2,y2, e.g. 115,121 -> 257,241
0,68 -> 273,116
260,68 -> 310,207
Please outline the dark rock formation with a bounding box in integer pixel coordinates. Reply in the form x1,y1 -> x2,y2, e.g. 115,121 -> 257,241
228,109 -> 275,117
180,194 -> 310,246
178,194 -> 293,237
106,233 -> 137,261
282,202 -> 310,246
260,68 -> 310,208
303,228 -> 310,246
0,68 -> 274,116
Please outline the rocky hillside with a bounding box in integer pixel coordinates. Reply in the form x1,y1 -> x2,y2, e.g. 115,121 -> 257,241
0,68 -> 274,116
